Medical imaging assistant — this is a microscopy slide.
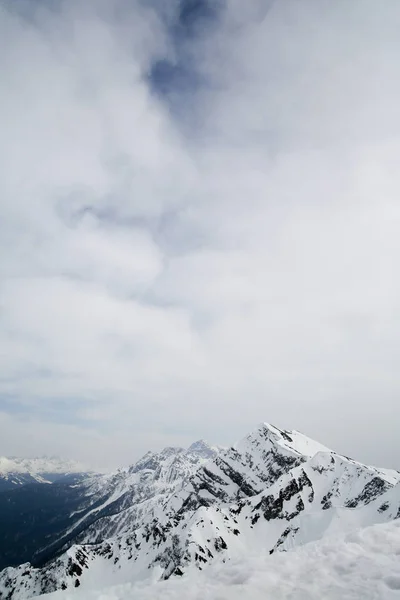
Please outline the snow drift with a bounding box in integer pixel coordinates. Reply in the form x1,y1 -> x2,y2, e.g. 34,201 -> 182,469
1,423 -> 399,599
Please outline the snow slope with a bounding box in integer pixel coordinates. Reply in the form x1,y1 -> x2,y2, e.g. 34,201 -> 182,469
1,423 -> 399,600
0,442 -> 218,577
61,441 -> 219,547
43,519 -> 400,600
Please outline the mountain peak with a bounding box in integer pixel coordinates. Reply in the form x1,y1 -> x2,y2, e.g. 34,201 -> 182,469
186,439 -> 219,459
241,422 -> 332,459
2,421 -> 400,600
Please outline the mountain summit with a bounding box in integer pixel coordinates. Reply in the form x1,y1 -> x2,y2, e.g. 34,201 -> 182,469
186,440 -> 220,459
0,423 -> 399,599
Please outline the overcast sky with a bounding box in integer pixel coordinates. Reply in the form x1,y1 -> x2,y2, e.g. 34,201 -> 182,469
1,0 -> 399,470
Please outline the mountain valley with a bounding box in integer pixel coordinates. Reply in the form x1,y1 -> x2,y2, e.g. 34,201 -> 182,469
1,423 -> 399,599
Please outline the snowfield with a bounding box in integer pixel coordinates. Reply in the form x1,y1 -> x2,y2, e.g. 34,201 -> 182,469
43,519 -> 400,600
1,423 -> 400,600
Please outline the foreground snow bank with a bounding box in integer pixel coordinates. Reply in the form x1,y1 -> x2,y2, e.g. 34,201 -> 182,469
44,519 -> 400,600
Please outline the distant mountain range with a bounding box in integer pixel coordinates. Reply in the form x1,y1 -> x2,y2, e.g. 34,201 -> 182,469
0,424 -> 399,600
0,456 -> 90,491
0,442 -> 218,573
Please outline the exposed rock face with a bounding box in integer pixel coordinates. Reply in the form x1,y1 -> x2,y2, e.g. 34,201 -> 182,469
1,424 -> 399,600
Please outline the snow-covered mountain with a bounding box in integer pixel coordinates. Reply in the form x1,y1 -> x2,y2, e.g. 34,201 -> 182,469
47,440 -> 221,551
0,456 -> 89,490
0,441 -> 218,576
1,423 -> 399,600
41,519 -> 400,600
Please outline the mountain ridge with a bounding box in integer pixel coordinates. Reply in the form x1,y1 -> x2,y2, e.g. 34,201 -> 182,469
0,423 -> 399,599
0,440 -> 219,576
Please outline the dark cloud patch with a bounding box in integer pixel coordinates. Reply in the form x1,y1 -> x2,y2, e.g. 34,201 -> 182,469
148,0 -> 223,115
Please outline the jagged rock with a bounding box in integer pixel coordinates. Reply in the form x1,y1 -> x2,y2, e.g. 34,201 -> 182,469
1,424 -> 400,600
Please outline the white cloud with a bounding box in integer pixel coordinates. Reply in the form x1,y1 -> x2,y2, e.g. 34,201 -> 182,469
0,0 -> 399,469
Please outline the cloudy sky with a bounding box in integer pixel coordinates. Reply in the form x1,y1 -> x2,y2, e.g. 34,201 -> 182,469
1,0 -> 399,470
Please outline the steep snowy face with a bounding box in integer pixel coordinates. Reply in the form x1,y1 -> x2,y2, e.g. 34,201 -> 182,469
0,424 -> 332,597
1,424 -> 399,600
0,441 -> 221,598
68,441 -> 219,546
113,449 -> 400,581
0,442 -> 218,577
165,423 -> 331,515
220,451 -> 400,554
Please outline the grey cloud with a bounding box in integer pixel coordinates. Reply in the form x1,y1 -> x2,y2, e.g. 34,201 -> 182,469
0,0 -> 399,470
